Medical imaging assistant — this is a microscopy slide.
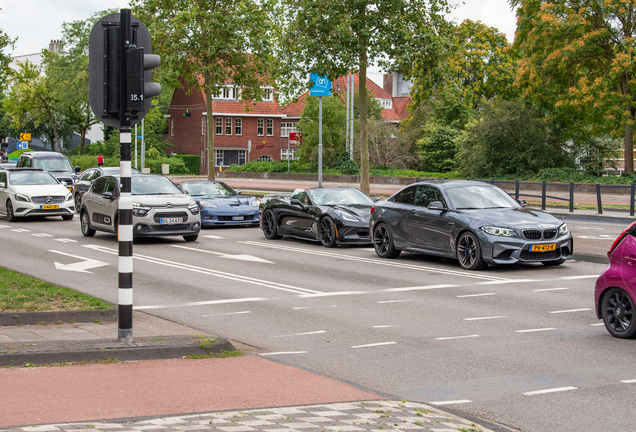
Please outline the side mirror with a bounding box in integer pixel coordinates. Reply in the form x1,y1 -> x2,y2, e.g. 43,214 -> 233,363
428,201 -> 446,211
75,166 -> 81,174
235,190 -> 242,195
373,197 -> 381,202
102,191 -> 115,200
517,199 -> 527,208
291,198 -> 305,208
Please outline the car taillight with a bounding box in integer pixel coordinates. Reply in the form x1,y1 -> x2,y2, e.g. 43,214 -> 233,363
370,205 -> 375,215
608,222 -> 636,258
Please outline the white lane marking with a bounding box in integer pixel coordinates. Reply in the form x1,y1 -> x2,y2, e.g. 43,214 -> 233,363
136,297 -> 266,310
292,305 -> 337,310
203,235 -> 225,239
11,228 -> 30,233
83,244 -> 322,296
479,279 -> 535,285
274,331 -> 326,338
0,224 -> 9,228
464,316 -> 507,321
533,288 -> 569,292
429,400 -> 472,406
49,250 -> 109,274
240,241 -> 509,282
372,325 -> 395,328
621,379 -> 636,383
591,323 -> 605,326
559,275 -> 598,280
202,311 -> 251,317
351,342 -> 397,349
549,308 -> 593,314
577,235 -> 616,240
300,291 -> 364,298
55,238 -> 77,243
377,300 -> 411,304
456,293 -> 497,298
32,233 -> 54,237
386,284 -> 457,292
515,328 -> 556,333
436,335 -> 479,340
523,386 -> 577,396
172,245 -> 273,263
259,351 -> 308,356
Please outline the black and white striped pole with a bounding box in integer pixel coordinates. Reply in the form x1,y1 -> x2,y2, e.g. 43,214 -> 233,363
88,9 -> 161,342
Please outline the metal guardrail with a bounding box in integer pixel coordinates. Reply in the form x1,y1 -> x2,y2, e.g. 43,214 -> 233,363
414,178 -> 636,216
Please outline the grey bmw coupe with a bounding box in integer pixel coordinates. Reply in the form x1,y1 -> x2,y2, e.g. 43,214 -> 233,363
369,180 -> 573,270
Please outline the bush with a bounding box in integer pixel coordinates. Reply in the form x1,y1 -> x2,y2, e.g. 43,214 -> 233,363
335,151 -> 360,175
175,154 -> 201,174
145,157 -> 188,175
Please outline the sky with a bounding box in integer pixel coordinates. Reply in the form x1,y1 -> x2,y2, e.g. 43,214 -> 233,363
0,0 -> 518,81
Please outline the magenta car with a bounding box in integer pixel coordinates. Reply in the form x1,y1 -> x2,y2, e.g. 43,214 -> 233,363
595,222 -> 636,338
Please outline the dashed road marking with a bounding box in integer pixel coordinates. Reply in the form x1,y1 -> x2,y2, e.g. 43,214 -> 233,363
274,331 -> 326,338
515,328 -> 556,333
386,284 -> 457,292
436,335 -> 479,340
464,316 -> 507,321
203,235 -> 225,239
259,351 -> 308,356
377,300 -> 411,304
550,308 -> 593,314
351,342 -> 397,349
621,379 -> 636,383
292,305 -> 337,310
456,293 -> 497,298
32,233 -> 54,237
523,386 -> 577,396
533,287 -> 568,292
372,325 -> 395,328
558,275 -> 598,280
202,311 -> 251,317
55,238 -> 77,243
429,400 -> 472,406
136,297 -> 267,310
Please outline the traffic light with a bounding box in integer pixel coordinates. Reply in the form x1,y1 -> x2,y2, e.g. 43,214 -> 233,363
89,10 -> 161,127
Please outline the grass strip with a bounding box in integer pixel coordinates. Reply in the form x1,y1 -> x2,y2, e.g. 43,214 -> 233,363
0,267 -> 113,312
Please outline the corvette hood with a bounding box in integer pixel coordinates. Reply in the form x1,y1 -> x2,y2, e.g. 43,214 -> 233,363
332,204 -> 372,222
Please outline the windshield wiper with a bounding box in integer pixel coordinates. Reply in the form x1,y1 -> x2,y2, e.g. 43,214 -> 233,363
456,207 -> 481,210
483,206 -> 510,209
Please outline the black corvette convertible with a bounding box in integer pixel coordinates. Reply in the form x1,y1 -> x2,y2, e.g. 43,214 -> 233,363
259,187 -> 374,247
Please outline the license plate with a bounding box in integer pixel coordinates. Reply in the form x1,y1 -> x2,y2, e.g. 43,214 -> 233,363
232,216 -> 244,221
160,218 -> 183,224
530,244 -> 556,252
41,205 -> 59,210
67,187 -> 73,192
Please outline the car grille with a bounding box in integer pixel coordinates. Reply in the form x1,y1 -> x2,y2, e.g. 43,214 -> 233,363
523,229 -> 558,240
56,177 -> 74,186
153,212 -> 188,223
32,196 -> 66,204
520,249 -> 561,261
218,215 -> 256,221
152,223 -> 191,231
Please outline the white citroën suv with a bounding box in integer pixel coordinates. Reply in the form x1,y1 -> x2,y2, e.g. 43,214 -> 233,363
79,174 -> 201,241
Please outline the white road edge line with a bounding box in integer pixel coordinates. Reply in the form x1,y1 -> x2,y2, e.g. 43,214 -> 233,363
515,328 -> 556,333
351,342 -> 397,348
549,308 -> 593,314
436,335 -> 479,340
464,316 -> 507,321
274,331 -> 326,338
259,351 -> 308,356
523,386 -> 577,396
456,293 -> 497,298
429,400 -> 472,406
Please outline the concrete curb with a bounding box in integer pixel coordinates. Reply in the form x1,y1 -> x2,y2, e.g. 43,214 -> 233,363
0,308 -> 117,326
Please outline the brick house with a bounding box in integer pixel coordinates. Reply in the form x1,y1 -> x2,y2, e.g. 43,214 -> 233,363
166,72 -> 411,173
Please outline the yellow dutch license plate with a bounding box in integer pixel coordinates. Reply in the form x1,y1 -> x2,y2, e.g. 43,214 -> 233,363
530,244 -> 556,252
41,205 -> 59,210
67,187 -> 73,192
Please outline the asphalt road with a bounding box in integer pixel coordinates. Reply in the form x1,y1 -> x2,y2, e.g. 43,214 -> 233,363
1,215 -> 635,432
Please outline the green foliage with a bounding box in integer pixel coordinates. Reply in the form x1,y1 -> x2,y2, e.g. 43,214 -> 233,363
175,154 -> 201,174
416,123 -> 461,173
0,16 -> 16,89
297,94 -> 346,169
532,168 -> 636,185
70,155 -> 120,171
575,135 -> 622,177
227,160 -> 309,173
335,150 -> 360,175
145,157 -> 188,175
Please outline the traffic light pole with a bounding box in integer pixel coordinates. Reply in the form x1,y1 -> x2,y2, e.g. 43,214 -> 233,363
118,9 -> 134,342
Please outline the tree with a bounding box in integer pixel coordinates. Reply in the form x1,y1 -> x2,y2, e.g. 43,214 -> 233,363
367,119 -> 416,170
512,0 -> 636,173
131,0 -> 274,181
273,0 -> 451,194
0,12 -> 16,88
411,19 -> 517,108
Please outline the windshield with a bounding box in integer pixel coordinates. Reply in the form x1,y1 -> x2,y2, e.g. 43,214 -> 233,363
308,188 -> 373,206
9,171 -> 59,186
180,181 -> 236,196
33,157 -> 73,172
445,185 -> 519,210
131,176 -> 183,195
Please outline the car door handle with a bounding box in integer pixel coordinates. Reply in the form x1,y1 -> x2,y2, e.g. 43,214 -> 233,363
627,255 -> 636,265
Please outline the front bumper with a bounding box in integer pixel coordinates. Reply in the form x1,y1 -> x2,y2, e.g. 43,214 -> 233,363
199,208 -> 259,227
337,221 -> 372,244
14,201 -> 75,218
480,232 -> 573,265
132,208 -> 201,237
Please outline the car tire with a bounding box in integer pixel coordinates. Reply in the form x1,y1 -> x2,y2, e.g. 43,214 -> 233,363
373,223 -> 401,259
62,214 -> 74,221
183,234 -> 198,242
262,210 -> 282,239
81,210 -> 96,237
319,217 -> 338,248
602,287 -> 636,339
542,258 -> 566,266
74,194 -> 82,213
456,231 -> 487,270
6,199 -> 16,222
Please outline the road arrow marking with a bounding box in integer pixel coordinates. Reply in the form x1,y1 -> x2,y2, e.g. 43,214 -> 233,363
49,250 -> 109,274
171,245 -> 273,263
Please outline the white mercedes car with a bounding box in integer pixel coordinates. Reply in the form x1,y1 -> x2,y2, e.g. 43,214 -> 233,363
0,168 -> 75,221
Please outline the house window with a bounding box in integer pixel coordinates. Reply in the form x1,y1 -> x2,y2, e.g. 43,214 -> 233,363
216,118 -> 223,135
215,149 -> 247,167
225,118 -> 232,135
281,148 -> 299,160
223,87 -> 230,99
257,119 -> 264,136
257,155 -> 274,162
266,119 -> 273,136
170,119 -> 174,136
215,149 -> 224,167
201,117 -> 206,136
238,150 -> 246,165
281,122 -> 298,137
235,118 -> 242,136
264,88 -> 273,101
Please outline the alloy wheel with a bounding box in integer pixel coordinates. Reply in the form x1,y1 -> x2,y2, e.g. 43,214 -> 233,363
604,289 -> 634,335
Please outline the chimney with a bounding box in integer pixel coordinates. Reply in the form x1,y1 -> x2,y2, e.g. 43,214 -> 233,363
383,74 -> 393,97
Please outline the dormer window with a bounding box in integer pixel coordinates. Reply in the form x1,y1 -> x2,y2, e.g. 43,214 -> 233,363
378,99 -> 392,109
264,88 -> 273,101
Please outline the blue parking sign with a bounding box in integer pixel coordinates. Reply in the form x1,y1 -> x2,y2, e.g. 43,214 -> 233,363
17,141 -> 29,150
309,74 -> 331,97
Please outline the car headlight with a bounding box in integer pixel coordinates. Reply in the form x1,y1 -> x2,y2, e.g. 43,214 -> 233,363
252,199 -> 261,207
66,193 -> 73,202
559,223 -> 569,236
188,201 -> 200,215
198,200 -> 216,208
14,193 -> 30,202
480,226 -> 515,236
132,202 -> 150,217
335,210 -> 359,222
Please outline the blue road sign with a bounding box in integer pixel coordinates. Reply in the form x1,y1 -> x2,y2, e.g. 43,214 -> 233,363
310,74 -> 331,97
17,141 -> 28,150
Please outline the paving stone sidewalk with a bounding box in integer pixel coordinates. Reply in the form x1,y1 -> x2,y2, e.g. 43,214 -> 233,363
2,401 -> 505,432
